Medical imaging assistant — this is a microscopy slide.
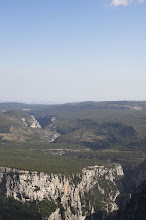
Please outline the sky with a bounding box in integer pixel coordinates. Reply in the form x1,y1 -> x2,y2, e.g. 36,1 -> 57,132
0,0 -> 146,104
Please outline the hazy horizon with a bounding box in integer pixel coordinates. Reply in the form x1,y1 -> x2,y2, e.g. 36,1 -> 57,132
0,0 -> 146,103
0,99 -> 146,106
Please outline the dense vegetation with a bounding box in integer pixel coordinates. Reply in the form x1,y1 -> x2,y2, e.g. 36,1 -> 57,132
0,101 -> 146,174
0,190 -> 57,220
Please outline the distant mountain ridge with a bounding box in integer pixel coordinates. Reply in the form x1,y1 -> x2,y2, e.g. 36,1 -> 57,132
0,100 -> 146,115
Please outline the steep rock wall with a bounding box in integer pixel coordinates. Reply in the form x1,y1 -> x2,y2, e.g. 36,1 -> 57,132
0,164 -> 124,220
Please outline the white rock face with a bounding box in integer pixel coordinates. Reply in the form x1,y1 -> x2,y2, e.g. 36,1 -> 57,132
48,208 -> 62,220
21,116 -> 41,128
51,117 -> 56,122
22,118 -> 28,127
30,115 -> 41,128
0,164 -> 124,220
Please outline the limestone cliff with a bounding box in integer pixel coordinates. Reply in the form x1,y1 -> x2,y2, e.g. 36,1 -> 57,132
22,115 -> 41,128
0,164 -> 124,220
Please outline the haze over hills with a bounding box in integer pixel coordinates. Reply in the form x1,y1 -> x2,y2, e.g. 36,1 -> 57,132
0,100 -> 146,155
1,100 -> 146,113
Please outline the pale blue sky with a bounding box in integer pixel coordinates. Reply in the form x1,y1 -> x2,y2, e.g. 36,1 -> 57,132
0,0 -> 146,103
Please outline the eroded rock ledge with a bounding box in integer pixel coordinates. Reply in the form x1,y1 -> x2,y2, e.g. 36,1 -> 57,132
0,164 -> 124,220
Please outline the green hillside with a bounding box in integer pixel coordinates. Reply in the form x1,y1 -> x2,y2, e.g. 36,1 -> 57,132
0,101 -> 146,174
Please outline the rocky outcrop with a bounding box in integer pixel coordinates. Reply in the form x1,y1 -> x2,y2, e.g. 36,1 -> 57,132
22,115 -> 41,128
113,160 -> 146,219
0,164 -> 124,220
41,127 -> 60,142
30,115 -> 42,128
21,115 -> 59,142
